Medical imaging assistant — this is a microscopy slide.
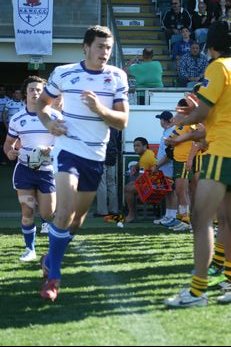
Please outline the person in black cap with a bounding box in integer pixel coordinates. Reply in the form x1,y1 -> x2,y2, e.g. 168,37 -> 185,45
153,111 -> 178,226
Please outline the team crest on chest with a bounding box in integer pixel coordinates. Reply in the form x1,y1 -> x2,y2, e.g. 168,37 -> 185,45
103,77 -> 112,90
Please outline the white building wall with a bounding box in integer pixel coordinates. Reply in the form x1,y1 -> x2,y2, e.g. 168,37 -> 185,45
0,40 -> 83,63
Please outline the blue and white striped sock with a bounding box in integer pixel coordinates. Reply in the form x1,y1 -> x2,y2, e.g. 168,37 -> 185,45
48,223 -> 70,280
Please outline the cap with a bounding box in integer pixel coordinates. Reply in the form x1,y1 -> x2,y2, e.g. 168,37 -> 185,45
155,111 -> 173,121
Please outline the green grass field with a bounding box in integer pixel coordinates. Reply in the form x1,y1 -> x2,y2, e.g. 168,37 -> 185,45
0,224 -> 231,346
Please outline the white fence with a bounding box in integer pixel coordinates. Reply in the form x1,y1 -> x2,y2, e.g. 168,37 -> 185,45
124,89 -> 189,152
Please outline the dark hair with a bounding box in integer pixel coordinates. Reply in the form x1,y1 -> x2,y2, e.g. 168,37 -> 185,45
21,75 -> 46,101
143,48 -> 153,58
134,137 -> 149,147
177,98 -> 189,106
83,25 -> 113,46
206,21 -> 231,56
143,47 -> 153,58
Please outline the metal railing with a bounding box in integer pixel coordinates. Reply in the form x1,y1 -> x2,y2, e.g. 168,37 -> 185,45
105,0 -> 125,69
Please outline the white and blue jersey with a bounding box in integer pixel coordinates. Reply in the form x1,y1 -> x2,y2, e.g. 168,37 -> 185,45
157,126 -> 175,178
8,106 -> 62,171
0,96 -> 10,122
45,61 -> 129,162
4,99 -> 25,124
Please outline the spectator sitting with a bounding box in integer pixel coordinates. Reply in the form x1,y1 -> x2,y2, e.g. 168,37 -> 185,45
172,27 -> 194,67
177,41 -> 208,87
124,137 -> 156,223
191,1 -> 213,47
217,0 -> 231,19
162,0 -> 191,47
125,48 -> 163,105
220,7 -> 231,30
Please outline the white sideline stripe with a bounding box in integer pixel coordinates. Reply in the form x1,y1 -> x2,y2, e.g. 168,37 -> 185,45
22,228 -> 36,234
73,239 -> 168,345
49,227 -> 70,239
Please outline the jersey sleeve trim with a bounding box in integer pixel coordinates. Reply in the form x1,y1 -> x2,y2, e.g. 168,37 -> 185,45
197,93 -> 214,107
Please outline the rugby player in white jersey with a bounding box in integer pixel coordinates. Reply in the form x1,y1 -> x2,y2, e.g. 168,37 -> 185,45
2,87 -> 24,129
4,76 -> 61,262
36,25 -> 129,301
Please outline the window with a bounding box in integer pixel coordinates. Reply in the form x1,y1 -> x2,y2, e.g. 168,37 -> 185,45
0,0 -> 101,39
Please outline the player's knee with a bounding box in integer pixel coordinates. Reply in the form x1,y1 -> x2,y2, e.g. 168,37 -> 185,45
18,195 -> 37,210
22,216 -> 34,226
40,211 -> 54,221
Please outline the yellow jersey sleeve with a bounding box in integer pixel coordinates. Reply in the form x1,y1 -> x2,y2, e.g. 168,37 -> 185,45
197,60 -> 225,106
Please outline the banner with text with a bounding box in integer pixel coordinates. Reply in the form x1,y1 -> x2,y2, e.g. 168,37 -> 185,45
12,0 -> 53,55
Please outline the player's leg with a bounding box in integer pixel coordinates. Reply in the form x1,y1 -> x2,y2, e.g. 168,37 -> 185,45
17,189 -> 37,261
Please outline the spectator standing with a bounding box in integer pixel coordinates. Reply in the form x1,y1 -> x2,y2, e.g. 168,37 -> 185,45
153,111 -> 178,226
95,127 -> 120,216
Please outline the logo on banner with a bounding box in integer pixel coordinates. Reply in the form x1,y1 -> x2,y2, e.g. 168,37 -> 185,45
18,0 -> 49,27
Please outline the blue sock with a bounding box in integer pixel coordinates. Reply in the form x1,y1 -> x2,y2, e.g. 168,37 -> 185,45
48,223 -> 70,280
44,233 -> 75,271
21,224 -> 36,250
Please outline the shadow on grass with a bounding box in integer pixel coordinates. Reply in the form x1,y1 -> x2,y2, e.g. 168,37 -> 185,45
0,227 -> 195,329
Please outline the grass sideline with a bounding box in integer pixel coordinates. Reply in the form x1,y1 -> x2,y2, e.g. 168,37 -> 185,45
0,226 -> 231,346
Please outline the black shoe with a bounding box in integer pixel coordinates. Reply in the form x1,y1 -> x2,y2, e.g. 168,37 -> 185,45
93,213 -> 108,218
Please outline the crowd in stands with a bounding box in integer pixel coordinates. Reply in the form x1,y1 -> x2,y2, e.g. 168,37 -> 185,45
125,1 -> 231,94
161,0 -> 231,86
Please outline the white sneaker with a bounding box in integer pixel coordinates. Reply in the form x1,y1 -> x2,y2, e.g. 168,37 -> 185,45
217,287 -> 231,304
19,248 -> 36,262
164,288 -> 208,308
161,217 -> 178,227
172,222 -> 190,231
219,280 -> 231,290
153,216 -> 168,225
40,222 -> 49,234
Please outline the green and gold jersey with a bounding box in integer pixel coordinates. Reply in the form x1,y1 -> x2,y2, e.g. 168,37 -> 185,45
197,57 -> 231,158
171,125 -> 193,162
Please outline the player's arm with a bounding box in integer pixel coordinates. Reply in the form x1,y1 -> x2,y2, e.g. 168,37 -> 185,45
186,142 -> 200,171
36,91 -> 67,136
174,95 -> 212,127
165,125 -> 205,146
156,155 -> 170,171
4,135 -> 19,161
81,90 -> 129,130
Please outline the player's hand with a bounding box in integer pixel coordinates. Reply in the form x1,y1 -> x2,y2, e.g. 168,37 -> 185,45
165,137 -> 177,146
47,119 -> 67,136
81,90 -> 101,114
172,113 -> 186,126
